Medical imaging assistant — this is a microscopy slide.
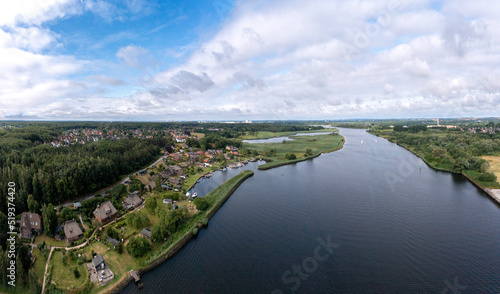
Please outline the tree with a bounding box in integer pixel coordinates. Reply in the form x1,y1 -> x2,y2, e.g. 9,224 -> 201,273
151,224 -> 169,243
74,267 -> 80,278
154,176 -> 162,192
126,212 -> 149,229
116,242 -> 123,254
194,197 -> 208,211
27,194 -> 40,214
106,226 -> 119,239
42,203 -> 57,235
145,197 -> 157,212
305,148 -> 313,157
126,236 -> 151,258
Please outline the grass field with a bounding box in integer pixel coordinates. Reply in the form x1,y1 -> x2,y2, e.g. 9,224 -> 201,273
243,132 -> 344,158
240,129 -> 334,140
192,132 -> 205,138
88,241 -> 142,294
483,156 -> 500,182
50,249 -> 89,290
32,248 -> 48,284
35,233 -> 67,247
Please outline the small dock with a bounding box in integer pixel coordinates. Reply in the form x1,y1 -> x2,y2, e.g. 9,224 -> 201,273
130,270 -> 143,289
130,270 -> 140,283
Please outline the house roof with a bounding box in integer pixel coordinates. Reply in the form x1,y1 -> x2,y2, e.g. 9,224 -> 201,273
107,237 -> 118,247
63,220 -> 83,240
92,254 -> 105,267
20,212 -> 42,231
141,228 -> 151,238
123,194 -> 143,207
93,201 -> 117,220
73,202 -> 82,208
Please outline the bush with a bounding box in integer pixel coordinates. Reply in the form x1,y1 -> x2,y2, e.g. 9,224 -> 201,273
74,267 -> 80,278
116,242 -> 123,254
192,228 -> 198,235
126,236 -> 151,258
201,217 -> 209,226
194,197 -> 208,211
479,172 -> 497,182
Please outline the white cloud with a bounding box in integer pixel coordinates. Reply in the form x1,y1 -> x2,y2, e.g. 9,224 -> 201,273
116,45 -> 155,69
3,0 -> 500,120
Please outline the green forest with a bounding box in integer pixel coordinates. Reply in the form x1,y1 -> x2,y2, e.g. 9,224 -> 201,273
369,127 -> 500,188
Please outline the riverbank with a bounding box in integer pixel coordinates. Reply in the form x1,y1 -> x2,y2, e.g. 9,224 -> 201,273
102,170 -> 254,294
370,131 -> 500,205
245,133 -> 344,170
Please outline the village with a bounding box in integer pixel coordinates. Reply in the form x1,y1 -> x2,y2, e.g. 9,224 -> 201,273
19,131 -> 256,293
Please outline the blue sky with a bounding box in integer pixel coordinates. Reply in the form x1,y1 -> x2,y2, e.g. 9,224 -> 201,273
0,0 -> 499,121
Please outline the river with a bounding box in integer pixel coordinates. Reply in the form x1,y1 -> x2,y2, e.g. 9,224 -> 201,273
122,128 -> 500,293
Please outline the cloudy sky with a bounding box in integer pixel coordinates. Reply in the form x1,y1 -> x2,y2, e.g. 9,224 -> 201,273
0,0 -> 499,121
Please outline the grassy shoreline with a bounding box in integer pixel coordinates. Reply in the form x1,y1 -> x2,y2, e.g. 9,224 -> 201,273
254,134 -> 345,170
100,170 -> 254,294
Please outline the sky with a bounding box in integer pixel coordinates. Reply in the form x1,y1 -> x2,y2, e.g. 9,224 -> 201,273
0,0 -> 499,121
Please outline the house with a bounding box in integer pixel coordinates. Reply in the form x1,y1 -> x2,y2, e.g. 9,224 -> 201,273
73,202 -> 82,209
145,180 -> 156,191
92,254 -> 114,285
93,201 -> 118,223
63,219 -> 83,244
142,228 -> 151,240
122,194 -> 143,210
93,254 -> 105,270
107,237 -> 119,249
138,170 -> 147,175
19,212 -> 42,239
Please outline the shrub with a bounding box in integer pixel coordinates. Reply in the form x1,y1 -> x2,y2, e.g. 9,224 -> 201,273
194,198 -> 208,211
192,228 -> 198,235
201,218 -> 209,226
126,236 -> 151,258
73,267 -> 80,278
479,172 -> 497,182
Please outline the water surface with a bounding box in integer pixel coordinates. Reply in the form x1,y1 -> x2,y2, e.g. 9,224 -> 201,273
123,128 -> 500,293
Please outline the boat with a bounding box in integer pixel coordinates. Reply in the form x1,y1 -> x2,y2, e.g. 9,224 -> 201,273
222,168 -> 227,172
192,192 -> 198,198
361,140 -> 363,144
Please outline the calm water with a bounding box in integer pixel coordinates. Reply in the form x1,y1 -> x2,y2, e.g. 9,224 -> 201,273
242,132 -> 333,144
123,128 -> 500,293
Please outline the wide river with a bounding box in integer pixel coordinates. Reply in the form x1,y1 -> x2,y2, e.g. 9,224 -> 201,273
122,128 -> 500,293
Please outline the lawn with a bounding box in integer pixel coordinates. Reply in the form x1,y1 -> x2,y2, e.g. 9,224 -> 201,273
482,156 -> 500,182
192,132 -> 205,138
240,129 -> 333,140
243,132 -> 344,159
88,241 -> 143,294
32,248 -> 48,284
50,249 -> 89,290
34,233 -> 67,247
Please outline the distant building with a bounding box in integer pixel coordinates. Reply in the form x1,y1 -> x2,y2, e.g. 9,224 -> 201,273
123,194 -> 143,210
93,201 -> 118,223
141,228 -> 152,240
63,219 -> 83,244
19,212 -> 42,239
